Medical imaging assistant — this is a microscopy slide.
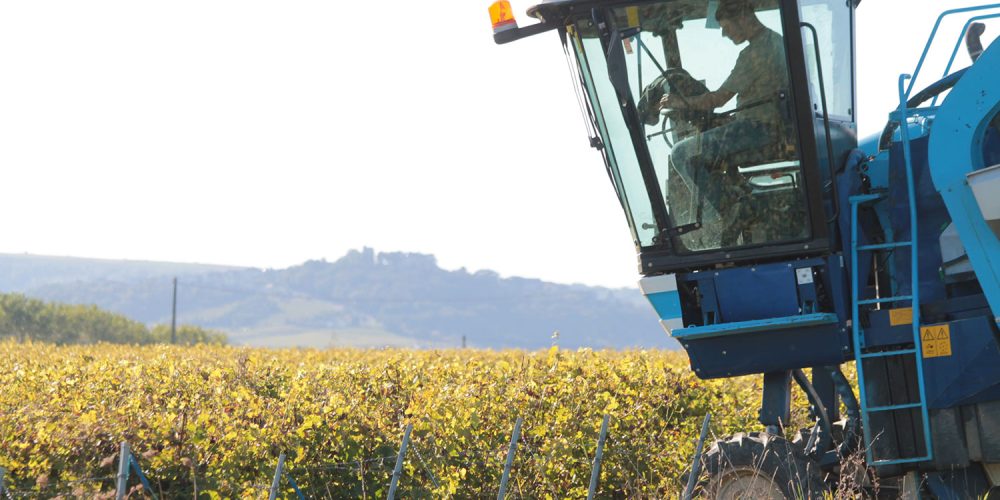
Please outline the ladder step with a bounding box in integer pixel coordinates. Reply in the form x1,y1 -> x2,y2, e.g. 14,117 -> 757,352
858,295 -> 913,305
860,349 -> 917,359
867,402 -> 923,413
857,241 -> 912,251
850,114 -> 933,466
849,193 -> 885,205
870,455 -> 932,466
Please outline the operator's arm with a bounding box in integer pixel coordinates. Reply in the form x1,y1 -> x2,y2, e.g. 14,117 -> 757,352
660,89 -> 735,111
661,42 -> 748,112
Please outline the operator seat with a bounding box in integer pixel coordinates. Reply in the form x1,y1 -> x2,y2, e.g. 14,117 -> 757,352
668,94 -> 803,246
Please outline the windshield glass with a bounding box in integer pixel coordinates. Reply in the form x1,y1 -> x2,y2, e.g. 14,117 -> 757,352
800,0 -> 853,119
570,0 -> 811,253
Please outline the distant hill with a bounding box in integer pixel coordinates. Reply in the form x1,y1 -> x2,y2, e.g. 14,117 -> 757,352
0,249 -> 674,349
0,253 -> 243,291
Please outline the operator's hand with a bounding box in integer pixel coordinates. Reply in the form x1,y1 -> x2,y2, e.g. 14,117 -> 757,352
659,93 -> 681,110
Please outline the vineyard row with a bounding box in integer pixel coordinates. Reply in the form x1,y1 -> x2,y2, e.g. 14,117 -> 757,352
1,413 -> 689,500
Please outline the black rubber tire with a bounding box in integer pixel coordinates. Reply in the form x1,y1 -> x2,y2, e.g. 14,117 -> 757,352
700,432 -> 827,499
792,418 -> 854,456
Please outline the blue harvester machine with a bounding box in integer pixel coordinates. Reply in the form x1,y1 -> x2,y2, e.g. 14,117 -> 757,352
491,0 -> 1000,497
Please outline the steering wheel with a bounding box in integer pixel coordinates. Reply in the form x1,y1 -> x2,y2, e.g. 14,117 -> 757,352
639,68 -> 724,147
666,70 -> 713,117
655,68 -> 719,146
659,112 -> 675,148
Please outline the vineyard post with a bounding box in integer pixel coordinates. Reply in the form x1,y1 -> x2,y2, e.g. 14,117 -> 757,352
0,467 -> 6,496
497,416 -> 523,500
681,412 -> 712,500
387,423 -> 413,500
586,414 -> 610,500
116,442 -> 131,500
268,453 -> 286,500
171,277 -> 177,344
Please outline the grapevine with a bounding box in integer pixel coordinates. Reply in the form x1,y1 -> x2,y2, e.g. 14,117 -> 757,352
0,341 -> 815,498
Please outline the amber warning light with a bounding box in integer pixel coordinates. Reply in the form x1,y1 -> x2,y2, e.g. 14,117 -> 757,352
488,0 -> 555,45
489,0 -> 518,34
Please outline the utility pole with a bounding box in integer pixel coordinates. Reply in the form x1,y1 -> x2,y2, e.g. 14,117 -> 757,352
170,277 -> 177,344
462,335 -> 466,348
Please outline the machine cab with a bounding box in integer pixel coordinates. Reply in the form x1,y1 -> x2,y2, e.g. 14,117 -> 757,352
517,0 -> 857,274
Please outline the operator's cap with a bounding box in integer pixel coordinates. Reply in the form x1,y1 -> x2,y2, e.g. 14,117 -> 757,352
715,0 -> 755,21
489,0 -> 519,34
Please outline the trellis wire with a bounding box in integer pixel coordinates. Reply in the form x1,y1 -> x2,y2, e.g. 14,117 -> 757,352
5,415 -> 618,499
409,441 -> 441,488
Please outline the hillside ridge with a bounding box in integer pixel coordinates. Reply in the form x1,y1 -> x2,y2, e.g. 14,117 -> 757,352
0,249 -> 670,349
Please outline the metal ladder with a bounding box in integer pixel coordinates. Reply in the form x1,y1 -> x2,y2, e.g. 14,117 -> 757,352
848,74 -> 933,467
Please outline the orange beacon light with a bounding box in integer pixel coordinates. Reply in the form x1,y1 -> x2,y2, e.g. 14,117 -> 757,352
489,0 -> 518,34
487,0 -> 556,45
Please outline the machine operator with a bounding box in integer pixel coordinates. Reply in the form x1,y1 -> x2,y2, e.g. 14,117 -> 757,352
659,0 -> 795,244
660,0 -> 790,151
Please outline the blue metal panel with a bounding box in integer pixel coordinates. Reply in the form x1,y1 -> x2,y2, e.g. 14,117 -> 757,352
922,316 -> 1000,408
822,254 -> 850,324
888,134 -> 950,304
695,275 -> 721,326
681,322 -> 849,379
713,264 -> 799,322
667,256 -> 851,379
760,371 -> 792,428
986,124 -> 1000,168
673,313 -> 838,340
928,39 -> 1000,319
646,292 -> 682,321
863,309 -> 914,348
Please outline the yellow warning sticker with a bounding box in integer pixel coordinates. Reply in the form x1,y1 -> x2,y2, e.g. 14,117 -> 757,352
890,307 -> 913,326
626,7 -> 640,27
921,324 -> 952,358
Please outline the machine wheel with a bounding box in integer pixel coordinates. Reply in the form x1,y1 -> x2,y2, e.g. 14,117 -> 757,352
700,432 -> 827,499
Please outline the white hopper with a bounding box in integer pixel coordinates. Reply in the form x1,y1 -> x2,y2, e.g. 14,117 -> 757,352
968,163 -> 1000,239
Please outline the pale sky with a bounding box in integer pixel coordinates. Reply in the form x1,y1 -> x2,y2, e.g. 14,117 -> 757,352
0,1 -> 994,288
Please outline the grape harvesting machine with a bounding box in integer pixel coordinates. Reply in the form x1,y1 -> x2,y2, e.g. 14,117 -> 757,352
490,0 -> 1000,497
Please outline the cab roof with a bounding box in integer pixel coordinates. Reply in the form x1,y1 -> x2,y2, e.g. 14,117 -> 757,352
527,0 -> 781,25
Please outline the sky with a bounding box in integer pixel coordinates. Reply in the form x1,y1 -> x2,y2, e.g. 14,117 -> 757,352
0,0 -> 994,289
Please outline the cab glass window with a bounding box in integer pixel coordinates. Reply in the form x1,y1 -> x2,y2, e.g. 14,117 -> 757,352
570,0 -> 811,254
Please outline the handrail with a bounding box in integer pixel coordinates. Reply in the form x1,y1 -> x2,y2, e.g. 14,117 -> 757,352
931,12 -> 1000,107
801,22 -> 840,224
906,3 -> 1000,99
896,72 -> 934,464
